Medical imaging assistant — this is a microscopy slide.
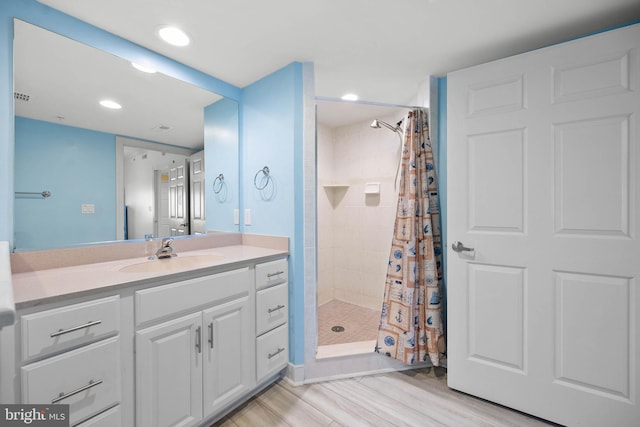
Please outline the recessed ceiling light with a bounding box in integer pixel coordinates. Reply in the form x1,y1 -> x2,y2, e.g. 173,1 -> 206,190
100,100 -> 122,110
157,25 -> 190,47
131,62 -> 157,74
341,93 -> 358,101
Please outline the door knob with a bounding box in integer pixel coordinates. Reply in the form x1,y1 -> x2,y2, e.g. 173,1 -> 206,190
452,241 -> 474,252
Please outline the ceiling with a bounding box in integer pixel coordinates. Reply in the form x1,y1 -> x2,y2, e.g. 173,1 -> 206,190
24,0 -> 640,134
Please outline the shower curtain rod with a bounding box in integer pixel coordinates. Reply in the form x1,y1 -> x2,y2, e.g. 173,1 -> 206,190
315,96 -> 426,111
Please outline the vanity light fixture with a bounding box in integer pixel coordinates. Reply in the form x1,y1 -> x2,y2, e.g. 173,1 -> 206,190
157,25 -> 190,47
131,62 -> 157,74
341,93 -> 358,101
99,99 -> 122,110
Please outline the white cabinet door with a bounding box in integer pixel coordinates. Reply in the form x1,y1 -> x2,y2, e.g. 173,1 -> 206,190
447,23 -> 640,426
136,313 -> 203,427
202,296 -> 253,418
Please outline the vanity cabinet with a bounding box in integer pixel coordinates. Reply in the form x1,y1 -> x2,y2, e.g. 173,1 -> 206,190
3,252 -> 289,427
135,267 -> 254,427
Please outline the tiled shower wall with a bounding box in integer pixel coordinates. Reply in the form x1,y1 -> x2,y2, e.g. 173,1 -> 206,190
317,113 -> 403,310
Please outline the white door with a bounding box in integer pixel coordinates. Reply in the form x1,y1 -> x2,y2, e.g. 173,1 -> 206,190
189,150 -> 206,235
169,160 -> 190,236
136,313 -> 203,427
447,23 -> 640,426
202,296 -> 253,418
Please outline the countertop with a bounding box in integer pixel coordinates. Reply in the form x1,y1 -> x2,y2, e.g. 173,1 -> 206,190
10,234 -> 288,310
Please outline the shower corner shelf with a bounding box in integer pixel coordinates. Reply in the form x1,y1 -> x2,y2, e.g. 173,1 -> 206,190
322,183 -> 349,189
321,183 -> 349,208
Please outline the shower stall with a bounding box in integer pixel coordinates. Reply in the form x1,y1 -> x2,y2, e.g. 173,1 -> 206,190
315,100 -> 407,357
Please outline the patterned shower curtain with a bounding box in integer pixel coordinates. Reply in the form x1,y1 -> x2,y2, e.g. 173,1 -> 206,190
376,108 -> 445,366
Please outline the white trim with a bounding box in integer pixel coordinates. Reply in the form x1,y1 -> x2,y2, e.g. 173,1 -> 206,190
286,362 -> 305,386
315,96 -> 421,110
303,362 -> 434,385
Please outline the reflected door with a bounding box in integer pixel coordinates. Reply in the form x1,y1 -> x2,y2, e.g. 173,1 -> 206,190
447,23 -> 640,426
155,170 -> 170,238
190,150 -> 206,235
169,160 -> 190,236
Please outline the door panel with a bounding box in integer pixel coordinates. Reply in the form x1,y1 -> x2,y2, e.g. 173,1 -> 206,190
468,264 -> 525,372
468,128 -> 525,233
447,23 -> 640,426
554,272 -> 631,401
554,115 -> 630,236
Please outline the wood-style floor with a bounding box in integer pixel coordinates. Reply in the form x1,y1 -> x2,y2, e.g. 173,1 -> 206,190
213,367 -> 557,427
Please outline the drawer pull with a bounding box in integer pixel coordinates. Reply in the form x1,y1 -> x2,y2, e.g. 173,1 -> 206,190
50,320 -> 102,338
268,347 -> 285,359
267,271 -> 284,278
51,379 -> 103,404
268,304 -> 286,314
196,326 -> 202,353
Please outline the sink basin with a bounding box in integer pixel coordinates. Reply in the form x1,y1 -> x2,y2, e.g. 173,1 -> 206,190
119,254 -> 225,273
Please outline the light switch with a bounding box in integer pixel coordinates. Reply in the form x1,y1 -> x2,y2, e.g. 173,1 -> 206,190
244,209 -> 251,226
81,204 -> 95,214
233,209 -> 239,225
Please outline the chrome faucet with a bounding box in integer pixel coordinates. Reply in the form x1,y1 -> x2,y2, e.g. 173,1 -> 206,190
155,237 -> 176,259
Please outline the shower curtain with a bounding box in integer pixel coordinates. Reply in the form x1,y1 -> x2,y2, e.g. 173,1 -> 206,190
375,108 -> 444,366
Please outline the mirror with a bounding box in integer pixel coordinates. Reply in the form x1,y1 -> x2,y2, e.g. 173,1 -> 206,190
12,20 -> 240,251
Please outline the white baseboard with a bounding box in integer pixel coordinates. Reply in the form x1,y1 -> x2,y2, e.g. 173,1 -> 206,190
286,362 -> 305,386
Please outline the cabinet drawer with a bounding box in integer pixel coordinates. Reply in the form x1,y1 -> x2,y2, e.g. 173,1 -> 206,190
21,337 -> 121,426
21,295 -> 120,362
135,268 -> 250,326
256,283 -> 288,336
256,324 -> 288,382
255,258 -> 288,290
76,405 -> 121,427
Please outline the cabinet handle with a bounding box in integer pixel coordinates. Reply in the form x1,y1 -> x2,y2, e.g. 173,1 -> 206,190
267,271 -> 284,278
268,347 -> 285,359
195,326 -> 202,353
51,379 -> 103,404
268,304 -> 285,314
50,320 -> 102,338
208,323 -> 214,349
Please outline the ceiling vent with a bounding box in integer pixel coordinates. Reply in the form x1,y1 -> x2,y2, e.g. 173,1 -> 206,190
14,92 -> 30,102
153,124 -> 172,132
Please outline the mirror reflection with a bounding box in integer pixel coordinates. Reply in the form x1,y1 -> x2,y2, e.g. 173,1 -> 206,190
13,20 -> 239,251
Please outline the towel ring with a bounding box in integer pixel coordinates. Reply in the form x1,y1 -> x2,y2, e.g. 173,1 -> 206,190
254,166 -> 271,190
213,174 -> 224,194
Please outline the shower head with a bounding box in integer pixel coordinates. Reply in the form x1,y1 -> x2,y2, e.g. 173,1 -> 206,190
370,119 -> 402,134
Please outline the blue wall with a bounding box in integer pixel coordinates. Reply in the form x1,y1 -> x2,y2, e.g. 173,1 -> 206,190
241,62 -> 305,365
14,117 -> 116,250
205,98 -> 240,232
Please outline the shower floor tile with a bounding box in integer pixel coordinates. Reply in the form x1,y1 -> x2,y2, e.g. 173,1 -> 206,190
317,299 -> 380,346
